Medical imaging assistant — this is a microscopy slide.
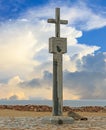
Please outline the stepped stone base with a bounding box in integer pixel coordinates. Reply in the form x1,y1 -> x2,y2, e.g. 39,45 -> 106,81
41,116 -> 74,124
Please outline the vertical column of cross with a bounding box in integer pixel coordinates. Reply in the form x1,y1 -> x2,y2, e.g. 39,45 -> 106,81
55,8 -> 60,37
53,8 -> 63,116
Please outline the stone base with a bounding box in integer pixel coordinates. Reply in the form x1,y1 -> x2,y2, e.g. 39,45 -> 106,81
41,116 -> 74,125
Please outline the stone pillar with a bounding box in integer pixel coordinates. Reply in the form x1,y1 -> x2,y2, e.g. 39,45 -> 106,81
53,54 -> 63,116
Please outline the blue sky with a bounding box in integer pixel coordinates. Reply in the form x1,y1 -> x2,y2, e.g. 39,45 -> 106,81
0,0 -> 106,100
1,0 -> 106,51
0,0 -> 106,51
78,27 -> 106,52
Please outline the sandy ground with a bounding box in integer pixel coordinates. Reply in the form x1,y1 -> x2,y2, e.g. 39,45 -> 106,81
0,109 -> 106,117
0,109 -> 106,130
0,109 -> 51,117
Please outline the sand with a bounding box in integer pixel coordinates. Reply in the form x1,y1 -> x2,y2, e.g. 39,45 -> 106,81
0,109 -> 106,117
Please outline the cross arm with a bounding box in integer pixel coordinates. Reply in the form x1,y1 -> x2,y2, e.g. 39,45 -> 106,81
48,19 -> 68,24
60,20 -> 68,24
48,19 -> 56,23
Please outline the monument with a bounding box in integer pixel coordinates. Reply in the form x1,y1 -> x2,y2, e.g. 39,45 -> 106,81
42,8 -> 74,124
48,8 -> 67,116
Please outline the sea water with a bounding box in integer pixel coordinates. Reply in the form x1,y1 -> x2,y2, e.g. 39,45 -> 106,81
0,100 -> 105,107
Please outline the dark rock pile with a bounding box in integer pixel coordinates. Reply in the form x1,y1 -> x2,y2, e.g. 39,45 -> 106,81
70,106 -> 106,112
0,105 -> 52,112
0,105 -> 105,112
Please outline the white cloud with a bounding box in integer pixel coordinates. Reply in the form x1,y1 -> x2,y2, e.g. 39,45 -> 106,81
0,21 -> 39,80
60,1 -> 106,30
0,76 -> 26,100
0,1 -> 105,100
20,1 -> 106,30
63,52 -> 106,99
63,44 -> 100,72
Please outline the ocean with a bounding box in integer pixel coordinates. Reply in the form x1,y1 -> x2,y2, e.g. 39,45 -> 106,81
0,100 -> 105,107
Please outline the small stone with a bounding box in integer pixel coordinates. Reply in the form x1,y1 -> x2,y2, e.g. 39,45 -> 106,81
57,119 -> 63,125
67,111 -> 88,121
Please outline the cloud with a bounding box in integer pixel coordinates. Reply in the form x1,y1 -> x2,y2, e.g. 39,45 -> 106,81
9,95 -> 19,100
18,52 -> 106,100
0,20 -> 38,80
0,8 -> 85,81
18,0 -> 106,31
19,70 -> 52,88
0,76 -> 26,100
19,78 -> 41,88
0,1 -> 105,100
77,52 -> 106,72
63,44 -> 100,72
0,74 -> 52,100
66,1 -> 106,30
63,70 -> 106,99
63,52 -> 106,99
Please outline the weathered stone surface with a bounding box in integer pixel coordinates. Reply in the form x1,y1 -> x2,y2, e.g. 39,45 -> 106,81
41,116 -> 74,124
0,116 -> 106,130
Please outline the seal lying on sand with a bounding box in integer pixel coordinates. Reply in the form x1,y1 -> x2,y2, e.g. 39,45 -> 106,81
67,111 -> 88,120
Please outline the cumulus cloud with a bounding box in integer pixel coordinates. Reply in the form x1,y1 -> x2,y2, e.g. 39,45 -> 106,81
20,78 -> 41,88
63,70 -> 106,99
9,95 -> 19,100
63,52 -> 106,99
62,1 -> 106,30
19,70 -> 52,89
19,0 -> 106,31
0,20 -> 38,80
77,52 -> 106,72
18,52 -> 106,100
0,1 -> 105,100
0,7 -> 84,81
0,76 -> 26,100
63,44 -> 100,72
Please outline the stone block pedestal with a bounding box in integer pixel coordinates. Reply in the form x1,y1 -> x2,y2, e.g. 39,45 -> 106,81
42,116 -> 74,125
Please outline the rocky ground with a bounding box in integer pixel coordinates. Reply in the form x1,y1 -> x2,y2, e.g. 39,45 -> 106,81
0,105 -> 105,130
0,116 -> 105,130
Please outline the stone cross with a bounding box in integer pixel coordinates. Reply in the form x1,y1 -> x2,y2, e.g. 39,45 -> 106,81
48,8 -> 68,116
48,8 -> 68,37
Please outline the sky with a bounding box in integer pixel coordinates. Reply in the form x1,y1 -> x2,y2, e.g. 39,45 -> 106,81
0,0 -> 106,100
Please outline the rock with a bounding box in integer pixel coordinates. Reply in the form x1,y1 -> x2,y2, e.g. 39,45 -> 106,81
67,111 -> 88,121
0,105 -> 105,113
80,117 -> 88,120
